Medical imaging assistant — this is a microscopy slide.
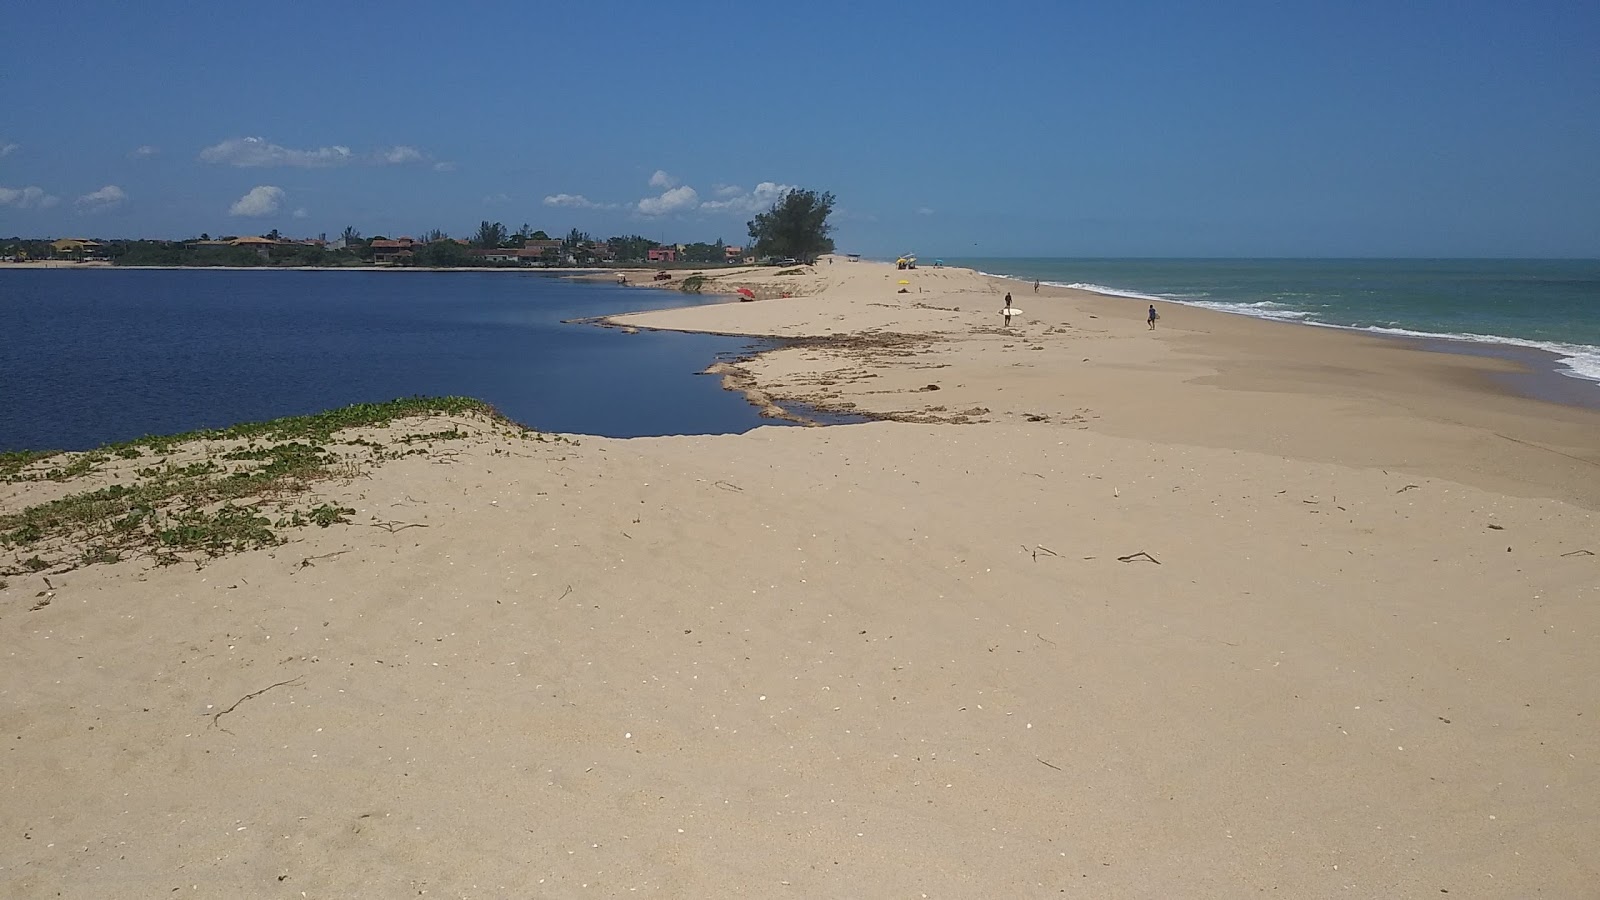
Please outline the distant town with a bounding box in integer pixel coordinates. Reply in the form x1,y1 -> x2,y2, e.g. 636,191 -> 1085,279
1,223 -> 756,269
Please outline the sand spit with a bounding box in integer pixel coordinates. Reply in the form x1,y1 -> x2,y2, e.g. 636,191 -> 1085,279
3,260 -> 1598,897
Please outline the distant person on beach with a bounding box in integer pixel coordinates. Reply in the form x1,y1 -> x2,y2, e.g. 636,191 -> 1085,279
1148,304 -> 1160,330
1033,280 -> 1040,293
1003,292 -> 1014,327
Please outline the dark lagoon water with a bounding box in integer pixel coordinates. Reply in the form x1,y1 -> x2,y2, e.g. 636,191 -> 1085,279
0,269 -> 805,452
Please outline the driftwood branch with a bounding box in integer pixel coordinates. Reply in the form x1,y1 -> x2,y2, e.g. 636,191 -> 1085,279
367,521 -> 430,534
298,549 -> 351,569
1561,549 -> 1595,557
1023,544 -> 1061,562
210,676 -> 304,733
1117,551 -> 1161,564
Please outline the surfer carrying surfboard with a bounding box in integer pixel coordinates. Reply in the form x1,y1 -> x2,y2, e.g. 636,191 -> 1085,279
1148,304 -> 1160,330
1002,293 -> 1015,326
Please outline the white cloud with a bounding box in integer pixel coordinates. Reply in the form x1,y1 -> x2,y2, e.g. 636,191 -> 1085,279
483,192 -> 513,205
76,184 -> 127,212
0,185 -> 59,209
129,145 -> 159,159
0,141 -> 18,159
202,137 -> 352,168
699,181 -> 795,214
228,185 -> 285,217
916,207 -> 935,216
382,145 -> 424,165
543,193 -> 616,210
712,184 -> 742,198
637,185 -> 700,216
200,137 -> 436,169
648,169 -> 678,189
433,161 -> 456,172
292,207 -> 309,219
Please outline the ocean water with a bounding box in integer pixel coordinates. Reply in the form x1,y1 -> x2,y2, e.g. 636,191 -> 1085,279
950,259 -> 1600,387
0,269 -> 826,452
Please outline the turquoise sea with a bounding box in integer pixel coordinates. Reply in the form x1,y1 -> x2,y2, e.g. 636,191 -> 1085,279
947,259 -> 1600,388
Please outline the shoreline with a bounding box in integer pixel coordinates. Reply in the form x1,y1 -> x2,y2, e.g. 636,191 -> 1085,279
613,258 -> 1600,509
977,268 -> 1600,399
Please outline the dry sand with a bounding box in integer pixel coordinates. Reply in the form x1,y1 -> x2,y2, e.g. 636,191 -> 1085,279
3,259 -> 1597,897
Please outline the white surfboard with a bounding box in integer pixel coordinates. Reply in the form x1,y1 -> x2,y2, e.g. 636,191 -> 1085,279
1001,308 -> 1022,316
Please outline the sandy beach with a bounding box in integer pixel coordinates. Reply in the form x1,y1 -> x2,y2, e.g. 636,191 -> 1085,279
3,259 -> 1597,897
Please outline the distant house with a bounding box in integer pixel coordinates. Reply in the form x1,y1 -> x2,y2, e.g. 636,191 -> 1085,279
647,247 -> 677,263
523,239 -> 563,256
369,237 -> 416,265
51,238 -> 104,258
226,236 -> 278,259
490,239 -> 563,266
724,245 -> 744,263
471,249 -> 519,264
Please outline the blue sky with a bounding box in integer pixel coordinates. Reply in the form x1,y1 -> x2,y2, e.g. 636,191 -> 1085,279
3,0 -> 1597,257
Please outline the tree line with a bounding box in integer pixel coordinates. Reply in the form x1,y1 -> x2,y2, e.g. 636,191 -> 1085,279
3,184 -> 839,269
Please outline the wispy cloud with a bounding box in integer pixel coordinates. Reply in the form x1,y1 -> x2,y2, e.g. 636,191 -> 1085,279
482,192 -> 513,205
382,145 -> 424,165
129,145 -> 159,159
699,182 -> 795,215
76,185 -> 127,212
433,161 -> 456,173
543,174 -> 799,218
0,185 -> 59,209
0,141 -> 18,159
916,207 -> 935,216
543,193 -> 617,210
203,137 -> 352,168
228,185 -> 284,217
292,207 -> 309,219
200,136 -> 435,169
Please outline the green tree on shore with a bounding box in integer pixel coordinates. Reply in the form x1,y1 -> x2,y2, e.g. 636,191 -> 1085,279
473,221 -> 508,249
607,234 -> 658,262
747,188 -> 835,263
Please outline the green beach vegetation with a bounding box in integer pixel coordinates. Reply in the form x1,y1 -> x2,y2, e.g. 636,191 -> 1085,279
0,397 -> 557,575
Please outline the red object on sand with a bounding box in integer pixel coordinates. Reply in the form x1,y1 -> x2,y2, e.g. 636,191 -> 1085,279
737,287 -> 755,298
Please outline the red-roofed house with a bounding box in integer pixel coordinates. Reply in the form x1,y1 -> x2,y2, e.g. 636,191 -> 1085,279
370,237 -> 416,265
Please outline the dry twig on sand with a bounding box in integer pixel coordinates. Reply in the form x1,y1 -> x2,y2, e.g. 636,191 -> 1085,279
210,676 -> 305,733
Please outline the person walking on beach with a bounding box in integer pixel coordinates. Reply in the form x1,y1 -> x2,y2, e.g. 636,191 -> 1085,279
1148,304 -> 1160,330
1002,292 -> 1014,327
1033,280 -> 1040,293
